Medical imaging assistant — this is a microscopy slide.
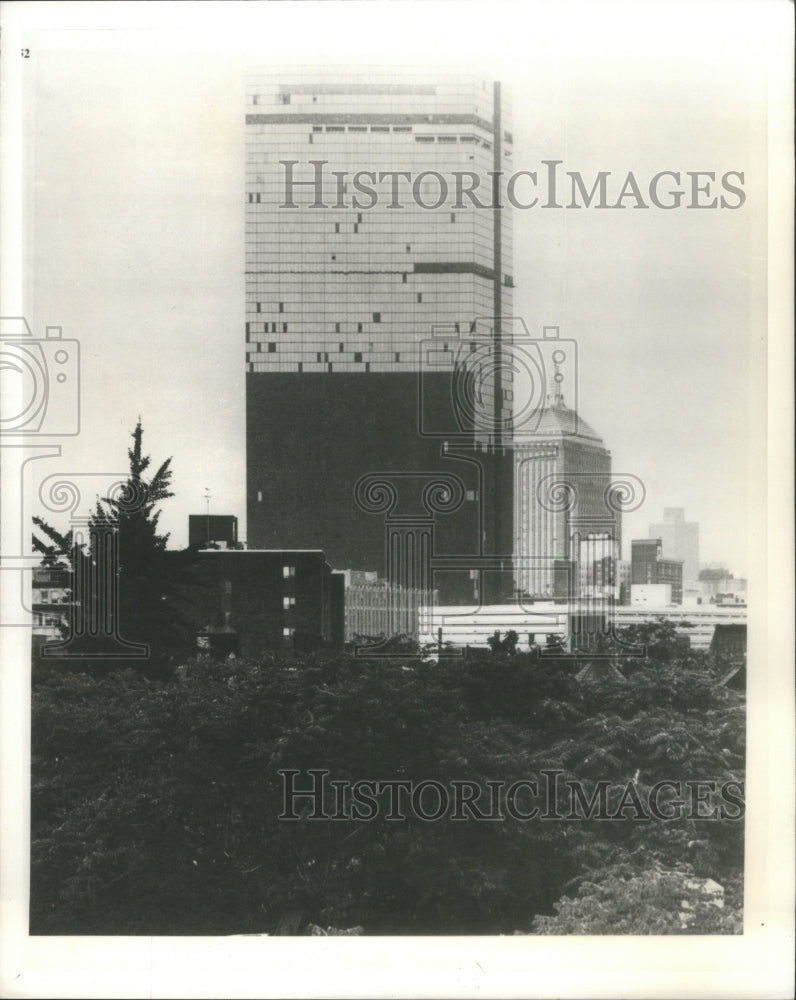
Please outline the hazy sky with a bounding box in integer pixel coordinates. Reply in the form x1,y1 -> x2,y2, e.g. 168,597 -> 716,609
22,2 -> 774,575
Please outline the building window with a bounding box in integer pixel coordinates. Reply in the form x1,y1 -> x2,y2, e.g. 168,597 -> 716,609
357,213 -> 363,223
338,342 -> 344,351
417,293 -> 422,303
335,323 -> 341,333
268,342 -> 276,352
357,323 -> 363,333
331,254 -> 336,261
257,491 -> 263,502
283,565 -> 296,579
395,352 -> 401,362
278,302 -> 284,313
373,312 -> 380,322
405,245 -> 411,252
402,273 -> 407,283
224,580 -> 232,596
353,223 -> 359,233
354,352 -> 363,363
466,490 -> 479,501
256,302 -> 261,313
283,596 -> 296,609
450,213 -> 456,223
283,323 -> 288,333
335,223 -> 340,233
281,94 -> 291,105
283,627 -> 294,638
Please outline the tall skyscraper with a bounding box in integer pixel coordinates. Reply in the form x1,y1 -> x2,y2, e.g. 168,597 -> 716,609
245,68 -> 514,603
648,507 -> 699,582
514,396 -> 619,601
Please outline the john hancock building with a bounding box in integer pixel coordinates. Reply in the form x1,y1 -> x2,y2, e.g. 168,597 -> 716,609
245,68 -> 617,607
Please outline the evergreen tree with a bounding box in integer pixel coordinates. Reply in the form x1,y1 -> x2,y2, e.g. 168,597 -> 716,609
33,420 -> 196,675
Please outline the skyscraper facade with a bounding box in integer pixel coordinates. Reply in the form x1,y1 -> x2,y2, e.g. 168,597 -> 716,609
648,507 -> 699,582
513,400 -> 620,600
245,68 -> 515,603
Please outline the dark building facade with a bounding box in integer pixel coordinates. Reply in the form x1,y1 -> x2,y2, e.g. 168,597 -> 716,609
188,514 -> 239,550
245,69 -> 514,605
187,550 -> 344,657
631,538 -> 683,604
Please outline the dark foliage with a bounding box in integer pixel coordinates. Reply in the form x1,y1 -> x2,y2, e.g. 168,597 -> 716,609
31,634 -> 745,935
32,421 -> 197,677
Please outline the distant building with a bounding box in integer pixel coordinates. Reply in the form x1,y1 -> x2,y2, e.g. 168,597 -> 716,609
617,560 -> 632,605
699,566 -> 747,605
419,601 -> 746,652
631,538 -> 683,604
185,550 -> 344,657
31,566 -> 71,658
649,507 -> 699,582
631,583 -> 673,606
345,579 -> 437,642
514,401 -> 619,600
188,514 -> 239,550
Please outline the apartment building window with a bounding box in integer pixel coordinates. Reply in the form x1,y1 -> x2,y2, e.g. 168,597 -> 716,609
283,565 -> 296,579
268,342 -> 276,353
373,312 -> 381,323
283,596 -> 296,609
354,352 -> 363,363
283,627 -> 295,638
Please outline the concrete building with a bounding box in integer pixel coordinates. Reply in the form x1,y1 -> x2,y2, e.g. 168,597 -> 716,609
631,583 -> 673,606
649,507 -> 699,582
419,601 -> 746,652
631,538 -> 683,604
245,68 -> 515,605
345,580 -> 438,642
188,514 -> 239,550
187,550 -> 345,657
31,566 -> 70,656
